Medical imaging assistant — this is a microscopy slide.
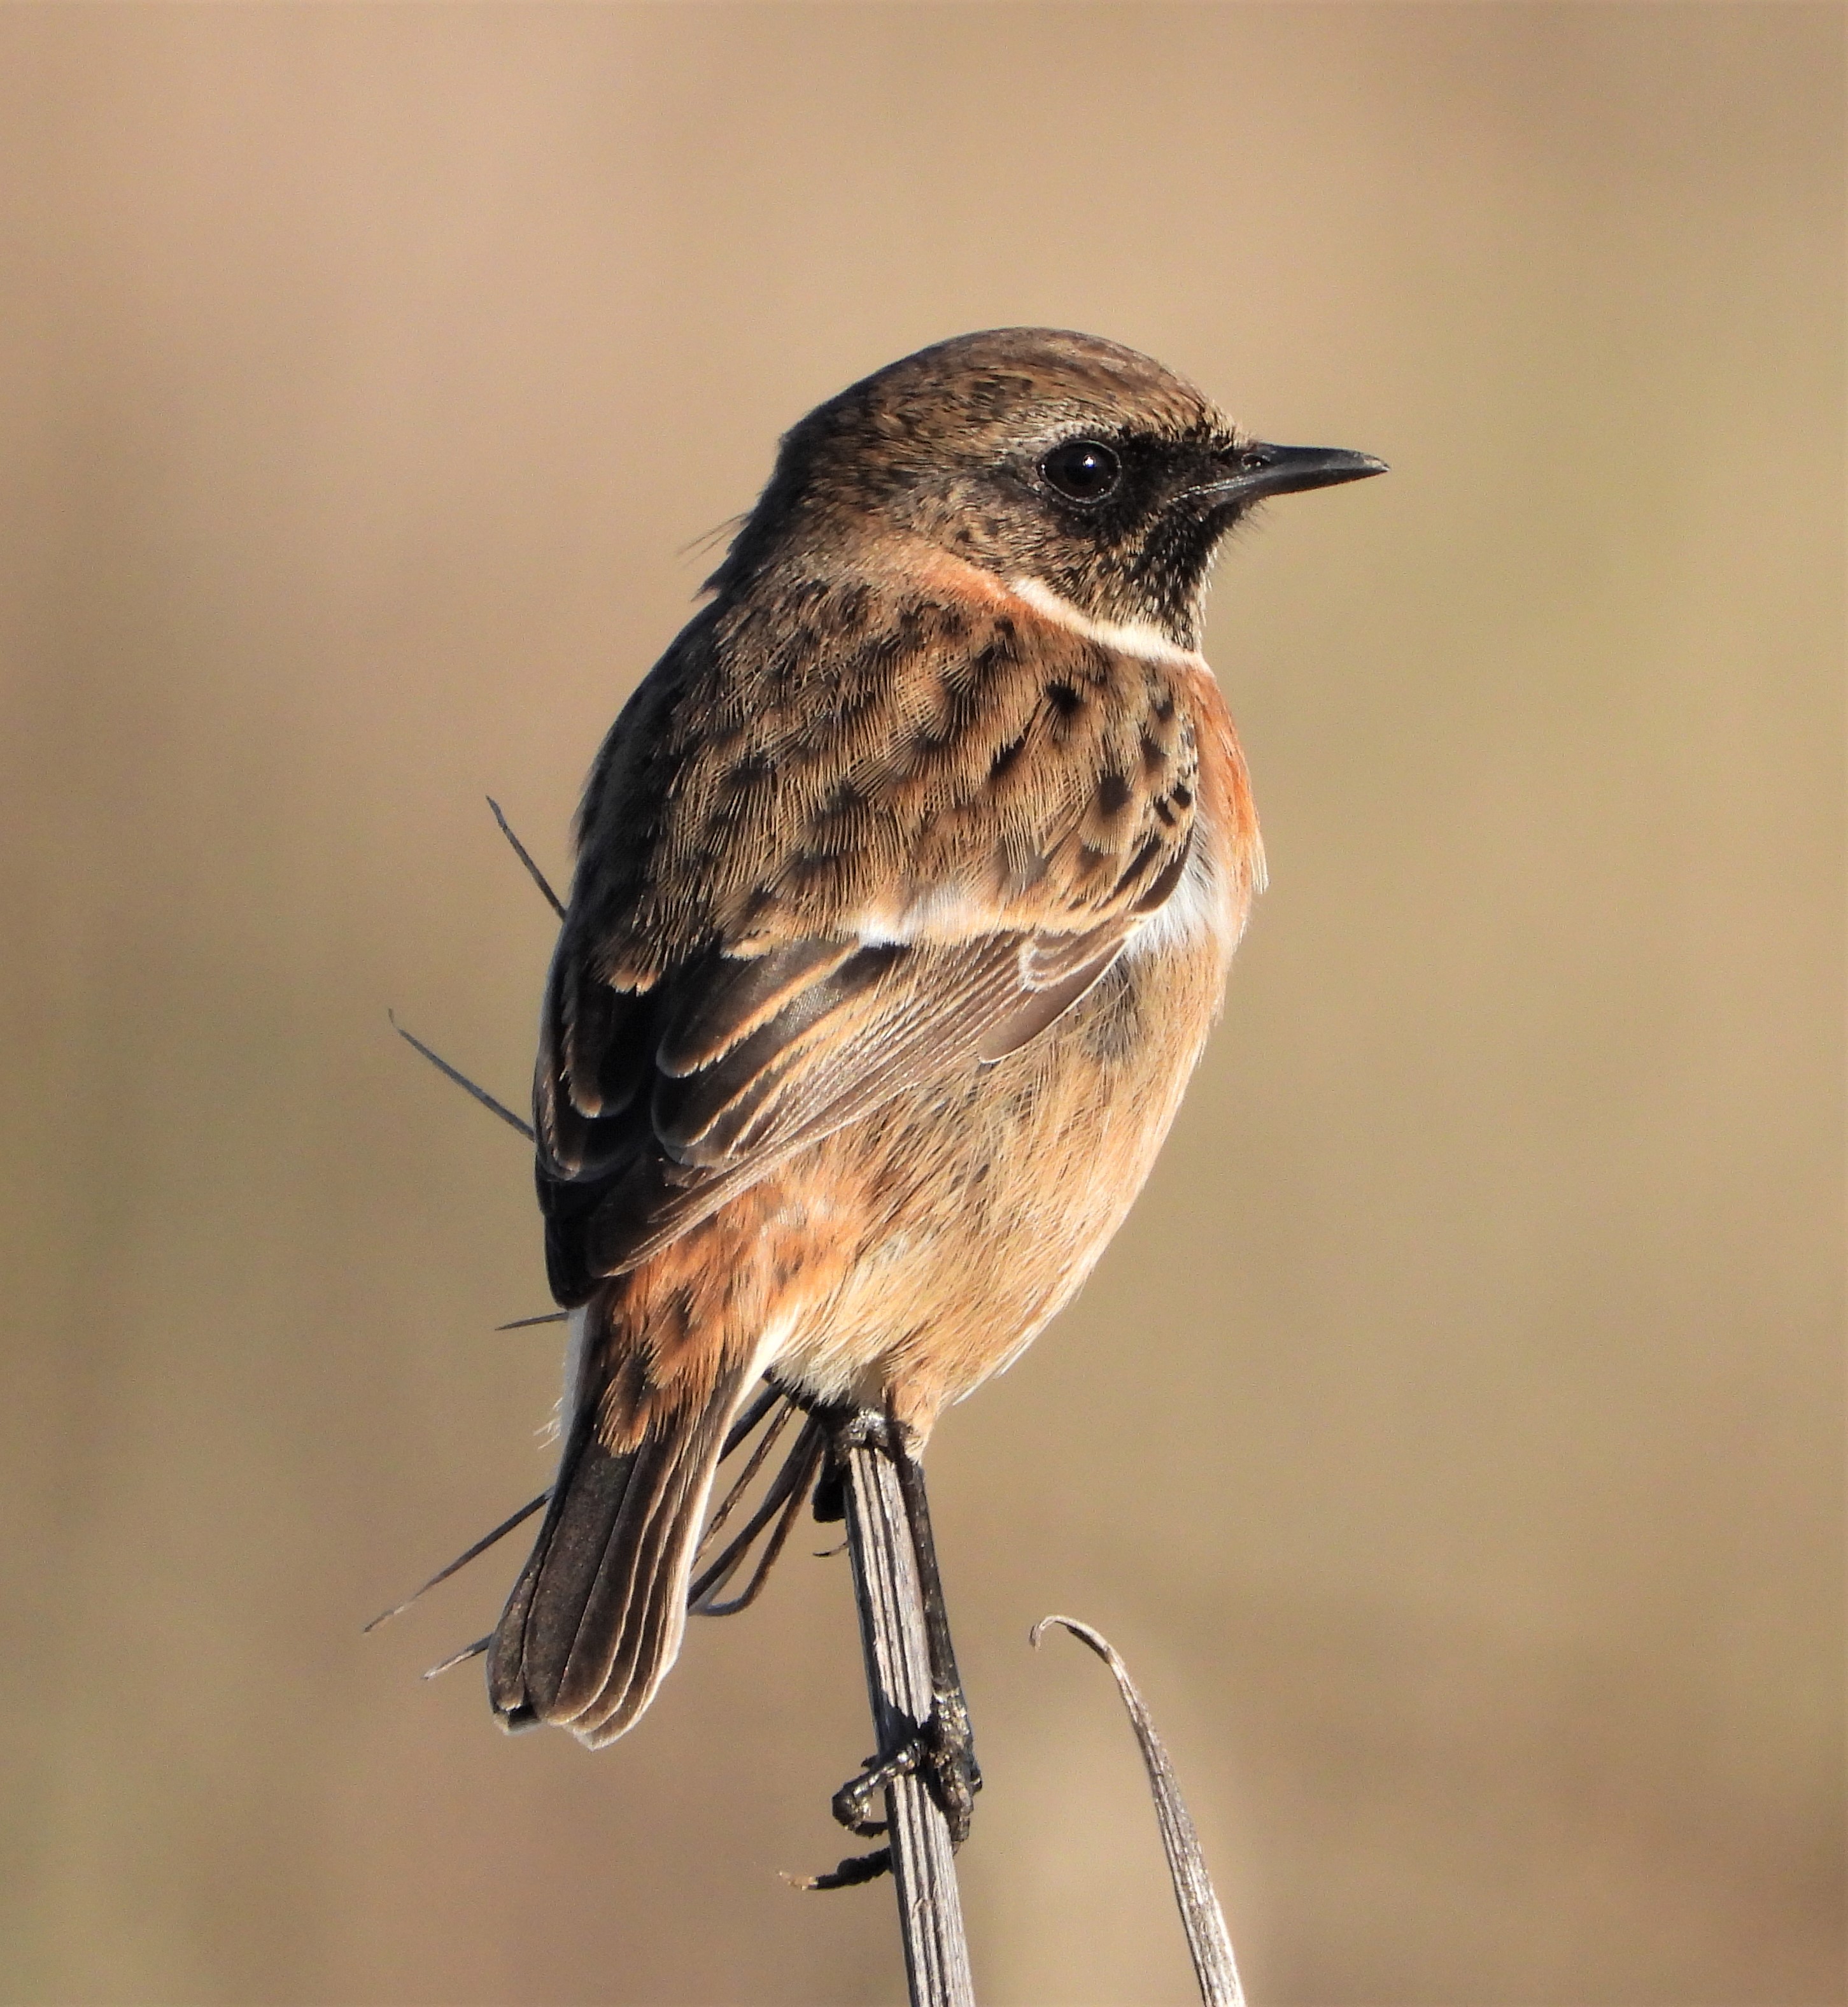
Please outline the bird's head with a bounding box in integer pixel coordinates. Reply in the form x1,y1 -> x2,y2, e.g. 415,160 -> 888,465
710,327 -> 1385,648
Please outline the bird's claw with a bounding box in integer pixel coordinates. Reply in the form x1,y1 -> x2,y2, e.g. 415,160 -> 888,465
805,1692 -> 982,1891
828,1692 -> 982,1848
799,1845 -> 893,1891
831,1746 -> 908,1837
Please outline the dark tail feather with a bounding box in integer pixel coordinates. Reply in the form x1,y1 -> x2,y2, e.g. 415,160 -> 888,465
487,1361 -> 749,1747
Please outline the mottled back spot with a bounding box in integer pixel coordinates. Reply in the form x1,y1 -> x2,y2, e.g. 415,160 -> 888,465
1045,681 -> 1083,719
1096,770 -> 1132,816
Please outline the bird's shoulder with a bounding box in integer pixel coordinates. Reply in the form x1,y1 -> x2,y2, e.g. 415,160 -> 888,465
569,551 -> 1210,984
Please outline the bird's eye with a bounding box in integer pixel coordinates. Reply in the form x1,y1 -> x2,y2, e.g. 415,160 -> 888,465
1040,439 -> 1122,504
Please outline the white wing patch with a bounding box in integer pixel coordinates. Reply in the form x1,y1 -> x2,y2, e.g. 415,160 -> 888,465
1125,799 -> 1253,965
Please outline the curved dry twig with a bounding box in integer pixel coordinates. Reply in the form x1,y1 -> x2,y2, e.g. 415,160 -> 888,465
1033,1615 -> 1244,2007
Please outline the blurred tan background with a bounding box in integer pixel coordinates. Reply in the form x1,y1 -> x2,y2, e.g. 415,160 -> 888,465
0,6 -> 1839,2004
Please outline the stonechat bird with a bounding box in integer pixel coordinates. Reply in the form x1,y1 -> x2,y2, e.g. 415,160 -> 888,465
483,329 -> 1383,1852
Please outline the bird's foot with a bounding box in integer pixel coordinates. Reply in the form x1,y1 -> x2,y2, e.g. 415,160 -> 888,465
836,1689 -> 984,1837
803,1694 -> 982,1892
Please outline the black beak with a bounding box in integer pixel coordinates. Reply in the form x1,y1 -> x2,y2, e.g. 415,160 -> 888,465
1187,442 -> 1388,508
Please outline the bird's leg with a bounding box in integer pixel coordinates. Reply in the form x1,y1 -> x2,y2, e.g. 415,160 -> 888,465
824,1411 -> 982,1857
892,1442 -> 983,1831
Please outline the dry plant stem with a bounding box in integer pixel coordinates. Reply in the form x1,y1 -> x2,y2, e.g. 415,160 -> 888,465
485,795 -> 567,921
388,1012 -> 535,1142
1033,1615 -> 1244,2007
842,1439 -> 977,2007
362,1489 -> 550,1633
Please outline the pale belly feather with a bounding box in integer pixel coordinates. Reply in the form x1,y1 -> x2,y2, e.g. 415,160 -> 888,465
767,879 -> 1234,1438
